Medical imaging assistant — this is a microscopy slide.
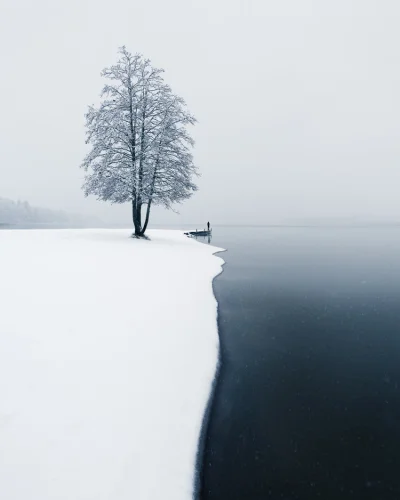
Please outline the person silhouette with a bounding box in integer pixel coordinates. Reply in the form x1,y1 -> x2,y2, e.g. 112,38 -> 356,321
207,221 -> 210,231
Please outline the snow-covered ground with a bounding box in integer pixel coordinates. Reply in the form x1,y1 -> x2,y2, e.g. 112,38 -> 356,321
0,229 -> 224,500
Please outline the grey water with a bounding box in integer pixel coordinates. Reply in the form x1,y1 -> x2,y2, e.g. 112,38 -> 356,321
200,226 -> 400,500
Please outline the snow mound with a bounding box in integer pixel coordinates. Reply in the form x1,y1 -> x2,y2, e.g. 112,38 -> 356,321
0,229 -> 224,500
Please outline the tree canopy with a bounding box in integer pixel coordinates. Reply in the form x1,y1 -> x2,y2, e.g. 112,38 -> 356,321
81,47 -> 198,236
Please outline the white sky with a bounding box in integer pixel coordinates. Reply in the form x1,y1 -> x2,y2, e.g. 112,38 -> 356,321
1,0 -> 399,225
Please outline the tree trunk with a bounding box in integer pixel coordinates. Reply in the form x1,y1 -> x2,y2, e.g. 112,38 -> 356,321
137,93 -> 147,224
128,79 -> 138,234
137,202 -> 142,229
140,200 -> 152,236
139,144 -> 160,236
132,200 -> 142,236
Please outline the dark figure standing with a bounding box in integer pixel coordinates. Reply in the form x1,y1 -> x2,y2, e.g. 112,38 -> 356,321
207,221 -> 210,231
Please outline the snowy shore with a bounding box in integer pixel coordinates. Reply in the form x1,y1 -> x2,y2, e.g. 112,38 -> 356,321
0,229 -> 224,500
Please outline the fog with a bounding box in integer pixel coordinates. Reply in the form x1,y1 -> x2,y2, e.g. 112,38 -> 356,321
1,0 -> 399,226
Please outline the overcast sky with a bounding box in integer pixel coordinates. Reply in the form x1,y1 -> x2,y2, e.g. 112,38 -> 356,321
1,0 -> 399,225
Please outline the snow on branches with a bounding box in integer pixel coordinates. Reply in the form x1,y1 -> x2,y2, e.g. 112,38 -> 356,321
81,47 -> 198,235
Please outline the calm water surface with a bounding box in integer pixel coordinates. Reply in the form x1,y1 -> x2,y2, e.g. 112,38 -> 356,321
200,226 -> 400,500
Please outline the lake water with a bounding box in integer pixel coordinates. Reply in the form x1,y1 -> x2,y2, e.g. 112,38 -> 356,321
199,226 -> 400,500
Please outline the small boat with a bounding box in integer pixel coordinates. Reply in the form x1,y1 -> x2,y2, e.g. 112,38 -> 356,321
184,229 -> 212,237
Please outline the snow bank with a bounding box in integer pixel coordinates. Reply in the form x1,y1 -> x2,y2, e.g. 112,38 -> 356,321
0,229 -> 224,500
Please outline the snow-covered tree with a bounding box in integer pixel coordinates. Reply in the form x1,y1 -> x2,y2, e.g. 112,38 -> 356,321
80,47 -> 198,236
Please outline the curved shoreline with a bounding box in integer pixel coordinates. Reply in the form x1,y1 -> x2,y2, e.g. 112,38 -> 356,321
0,229 -> 225,500
193,247 -> 227,500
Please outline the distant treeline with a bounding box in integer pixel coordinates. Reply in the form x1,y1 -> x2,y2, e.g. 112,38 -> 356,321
0,198 -> 98,226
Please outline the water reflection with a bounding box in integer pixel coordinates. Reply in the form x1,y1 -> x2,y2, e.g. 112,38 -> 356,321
190,233 -> 212,244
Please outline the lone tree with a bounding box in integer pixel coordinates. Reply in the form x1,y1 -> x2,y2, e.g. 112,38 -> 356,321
81,47 -> 198,236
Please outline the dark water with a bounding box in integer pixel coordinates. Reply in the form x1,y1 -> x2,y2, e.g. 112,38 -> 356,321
200,227 -> 400,500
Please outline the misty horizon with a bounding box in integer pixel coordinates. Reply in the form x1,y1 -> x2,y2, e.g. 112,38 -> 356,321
1,0 -> 399,226
4,193 -> 400,228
